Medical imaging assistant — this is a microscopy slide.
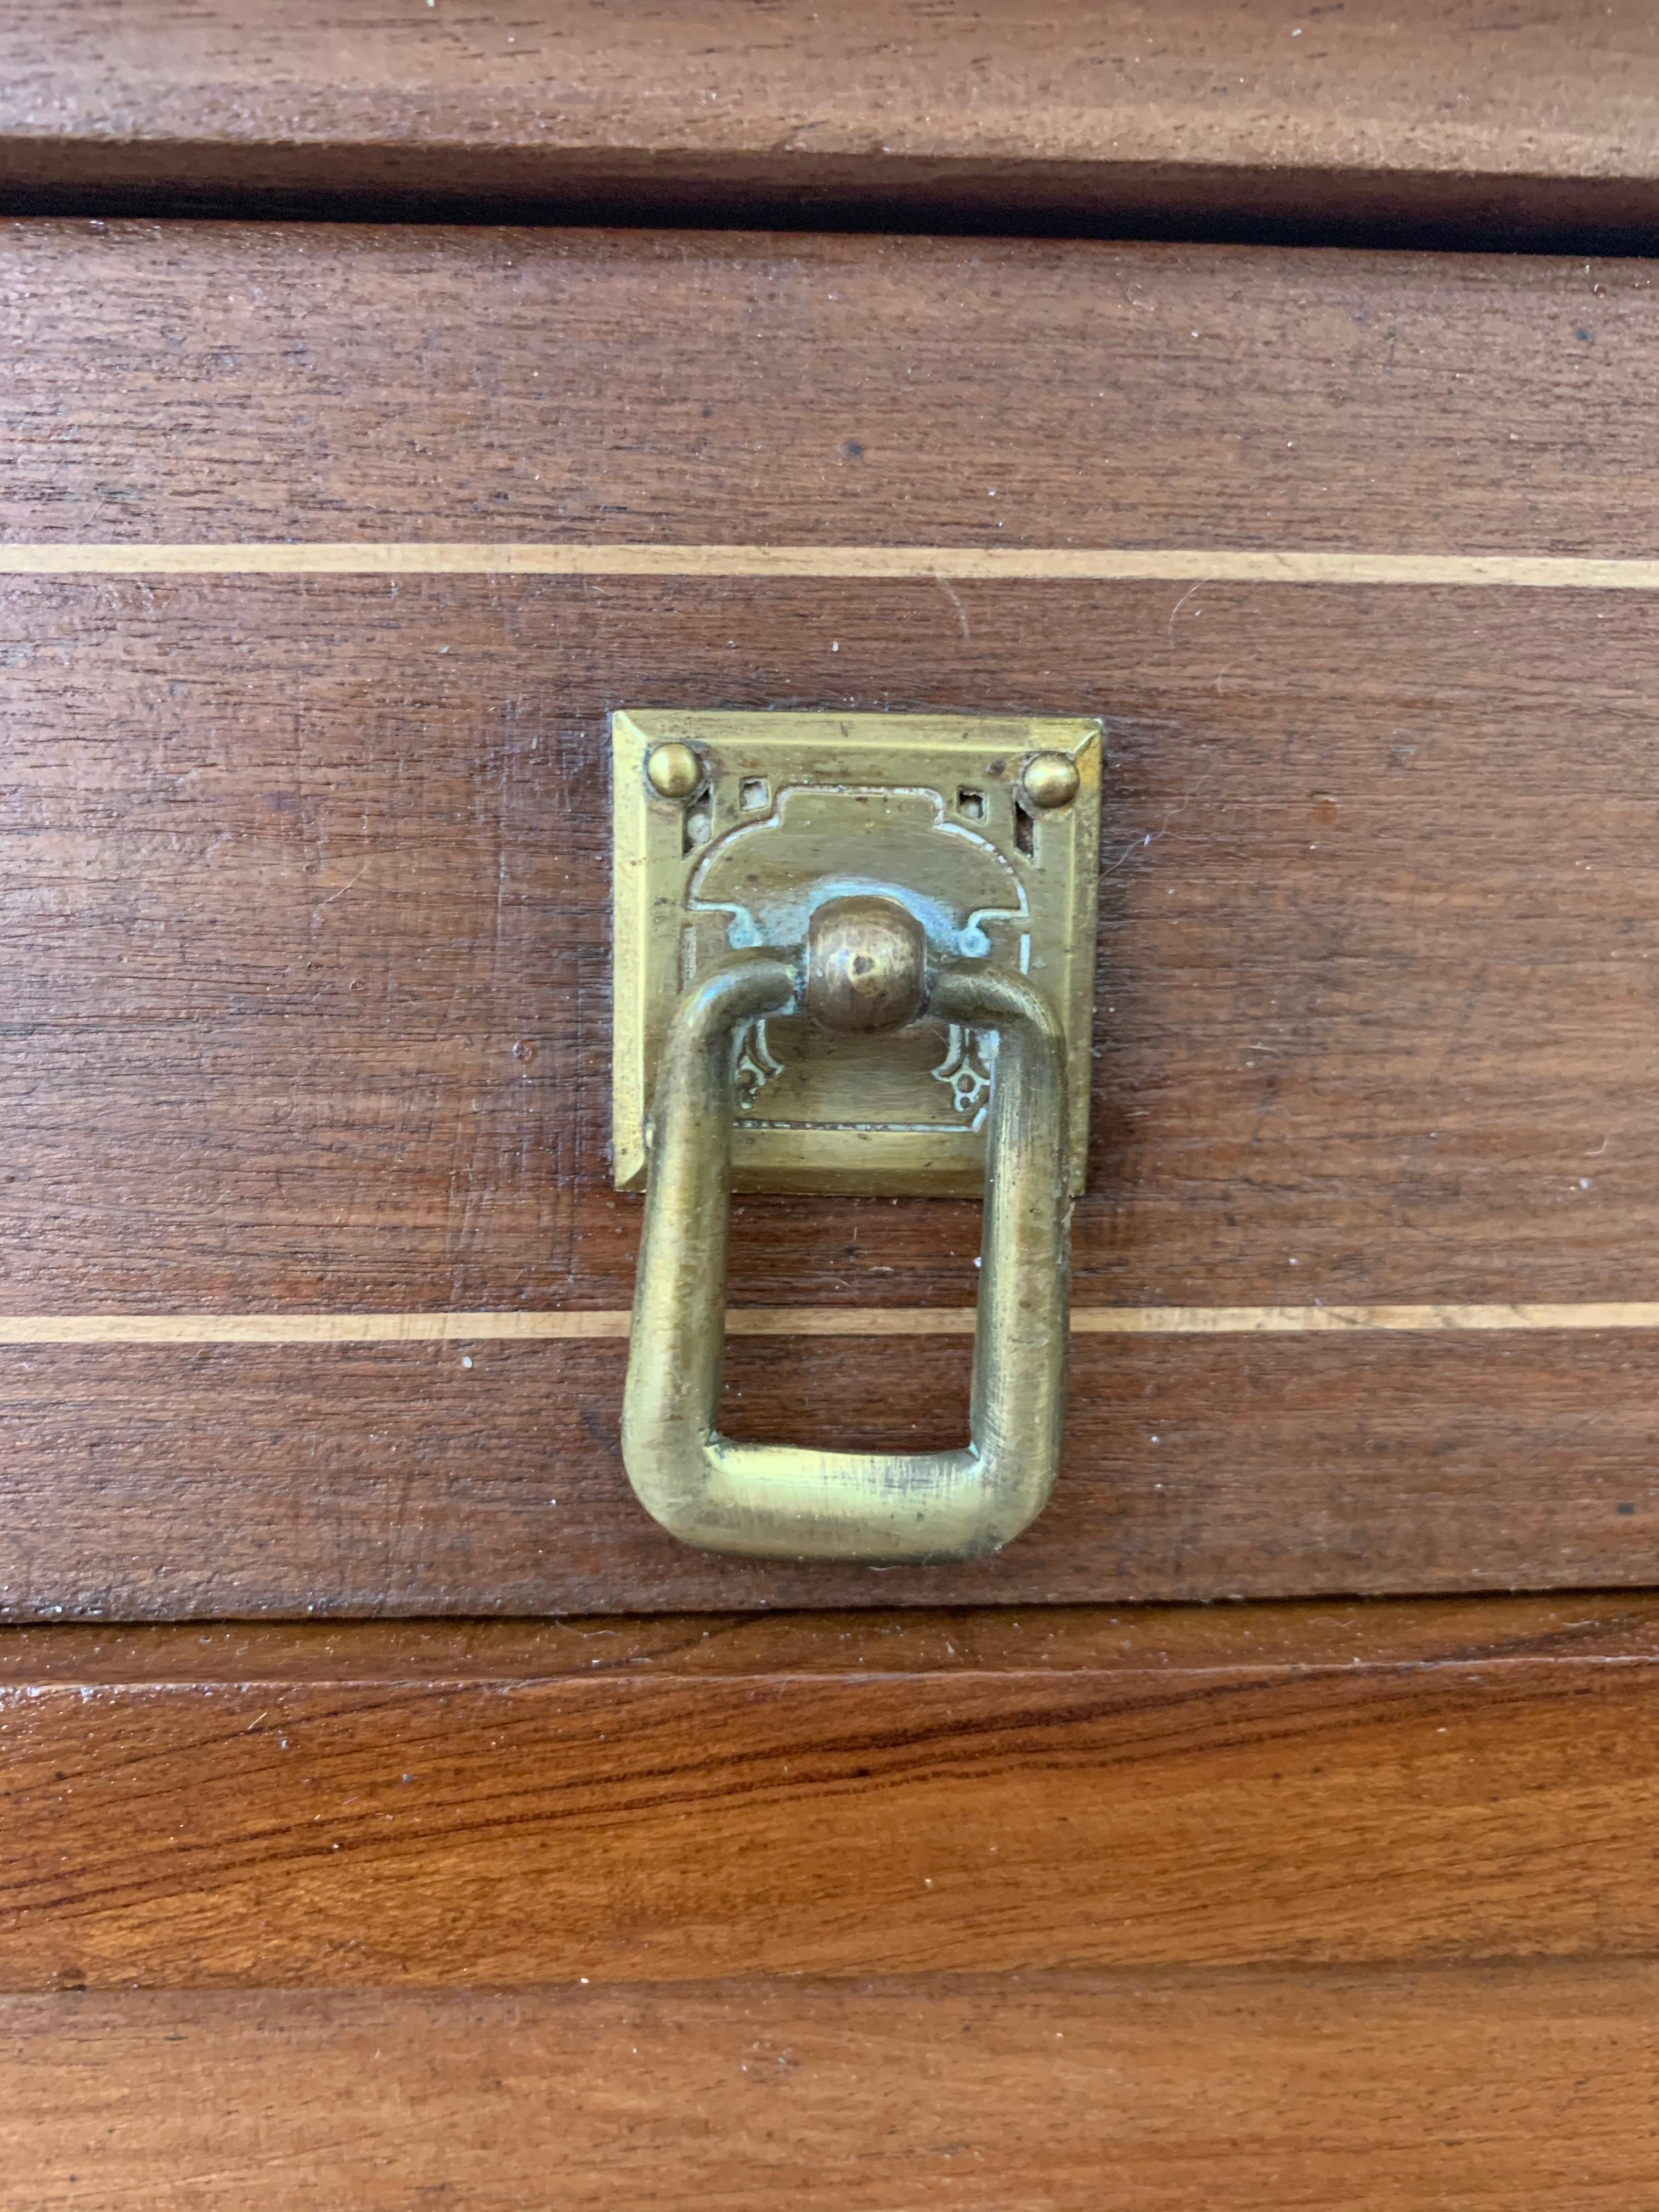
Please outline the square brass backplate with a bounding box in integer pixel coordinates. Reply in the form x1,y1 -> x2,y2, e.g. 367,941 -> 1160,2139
612,710 -> 1101,1196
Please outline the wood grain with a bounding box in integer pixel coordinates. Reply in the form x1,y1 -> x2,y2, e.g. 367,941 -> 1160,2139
3,1 -> 1659,247
3,1598 -> 1658,1988
12,1592 -> 1657,1681
5,227 -> 1659,1611
6,1963 -> 1657,2210
7,574 -> 1659,1319
2,225 -> 1656,553
9,1330 -> 1659,1616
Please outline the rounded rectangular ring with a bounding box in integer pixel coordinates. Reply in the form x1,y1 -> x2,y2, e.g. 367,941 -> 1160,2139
622,950 -> 1071,1561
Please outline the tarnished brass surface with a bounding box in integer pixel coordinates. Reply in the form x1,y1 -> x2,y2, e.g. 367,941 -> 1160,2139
1022,751 -> 1082,809
643,739 -> 703,799
611,710 -> 1101,1195
803,895 -> 928,1035
621,950 -> 1070,1562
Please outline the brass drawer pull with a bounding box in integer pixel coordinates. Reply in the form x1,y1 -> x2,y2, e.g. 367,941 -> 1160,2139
622,896 -> 1070,1562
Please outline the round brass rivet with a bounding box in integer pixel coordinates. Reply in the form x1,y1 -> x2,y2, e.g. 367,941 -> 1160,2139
1022,752 -> 1080,809
645,741 -> 703,800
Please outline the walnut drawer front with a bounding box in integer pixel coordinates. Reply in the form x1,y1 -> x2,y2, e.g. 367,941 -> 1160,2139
2,220 -> 1656,1616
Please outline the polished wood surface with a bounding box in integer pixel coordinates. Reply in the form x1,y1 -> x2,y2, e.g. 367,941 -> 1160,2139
7,575 -> 1654,1314
7,1962 -> 1655,2210
2,224 -> 1658,1612
8,1331 -> 1659,1614
4,224 -> 1654,549
2,1 -> 1657,245
4,1599 -> 1658,1989
4,68 -> 1654,2200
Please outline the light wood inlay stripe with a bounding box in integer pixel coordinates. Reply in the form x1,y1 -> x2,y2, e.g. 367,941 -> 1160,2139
3,544 -> 1659,588
1,1304 -> 1658,1344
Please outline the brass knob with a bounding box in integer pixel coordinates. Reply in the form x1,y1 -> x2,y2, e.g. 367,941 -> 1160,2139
804,895 -> 927,1034
1022,752 -> 1080,809
644,741 -> 704,800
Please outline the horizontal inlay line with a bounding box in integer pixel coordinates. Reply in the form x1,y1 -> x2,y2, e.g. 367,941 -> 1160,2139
1,1303 -> 1657,1344
1,544 -> 1658,589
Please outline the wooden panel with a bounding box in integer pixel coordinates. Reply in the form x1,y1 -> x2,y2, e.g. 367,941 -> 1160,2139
8,1332 -> 1659,1616
2,225 -> 1658,1611
7,1962 -> 1658,2210
6,574 -> 1659,1316
16,1593 -> 1659,1680
3,2 -> 1658,248
4,1599 -> 1658,1988
5,572 -> 1659,1610
2,225 -> 1655,552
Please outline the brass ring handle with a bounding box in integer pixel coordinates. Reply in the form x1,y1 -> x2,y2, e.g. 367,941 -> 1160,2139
622,940 -> 1071,1562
